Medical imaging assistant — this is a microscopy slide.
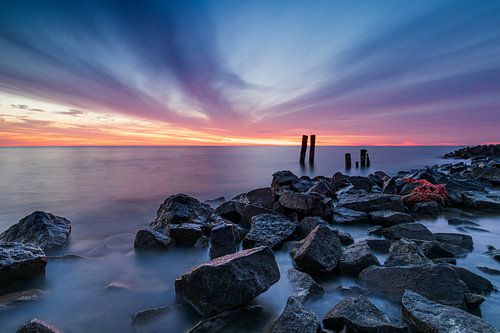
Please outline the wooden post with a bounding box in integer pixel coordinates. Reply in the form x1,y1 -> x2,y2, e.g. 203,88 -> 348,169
355,161 -> 359,168
360,149 -> 367,167
309,134 -> 316,164
345,153 -> 352,168
366,153 -> 371,167
299,135 -> 308,163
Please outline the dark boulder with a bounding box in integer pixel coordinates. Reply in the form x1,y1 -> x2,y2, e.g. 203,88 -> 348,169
291,226 -> 342,274
485,245 -> 500,262
347,176 -> 372,192
130,306 -> 171,325
214,201 -> 241,223
151,194 -> 212,231
448,218 -> 479,226
477,265 -> 500,276
332,229 -> 354,246
268,297 -> 321,333
16,319 -> 61,333
209,224 -> 238,258
369,210 -> 414,227
244,187 -> 275,208
307,180 -> 334,197
332,172 -> 350,189
461,191 -> 500,210
434,233 -> 473,251
382,178 -> 398,194
382,223 -> 434,241
296,216 -> 327,239
175,246 -> 280,317
410,201 -> 441,216
169,223 -> 203,245
419,240 -> 468,259
451,266 -> 494,295
337,193 -> 405,213
384,238 -> 432,267
0,211 -> 71,251
272,170 -> 299,192
402,290 -> 497,333
287,268 -> 324,302
278,190 -> 331,219
243,213 -> 297,249
364,239 -> 392,253
339,242 -> 380,275
323,296 -> 407,333
333,207 -> 370,224
188,306 -> 262,333
134,228 -> 174,250
0,242 -> 47,284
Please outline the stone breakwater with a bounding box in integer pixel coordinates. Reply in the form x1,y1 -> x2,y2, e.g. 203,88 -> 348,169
1,145 -> 499,332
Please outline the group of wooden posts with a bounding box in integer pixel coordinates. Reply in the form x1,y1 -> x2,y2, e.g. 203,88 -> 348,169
299,135 -> 370,168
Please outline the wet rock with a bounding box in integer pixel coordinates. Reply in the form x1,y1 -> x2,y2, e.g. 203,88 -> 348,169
323,296 -> 407,333
296,216 -> 328,239
464,293 -> 485,307
291,226 -> 342,274
402,290 -> 497,333
442,178 -> 486,205
339,242 -> 380,275
214,201 -> 241,223
359,264 -> 467,309
130,306 -> 171,325
457,226 -> 490,233
369,210 -> 414,227
382,178 -> 398,194
175,246 -> 280,317
188,306 -> 262,333
384,238 -> 432,267
485,245 -> 500,262
382,223 -> 434,241
337,193 -> 405,213
332,229 -> 354,246
419,240 -> 467,259
472,165 -> 500,184
243,213 -> 297,249
169,223 -> 203,245
332,172 -> 350,189
134,228 -> 174,250
287,268 -> 324,302
151,194 -> 212,231
410,201 -> 441,216
0,242 -> 47,284
448,218 -> 479,226
291,179 -> 315,192
204,197 -> 226,208
0,211 -> 71,251
434,233 -> 473,251
209,224 -> 238,258
399,182 -> 419,196
405,167 -> 440,184
307,180 -> 334,197
333,207 -> 370,224
444,144 -> 500,159
16,319 -> 62,333
278,190 -> 331,219
272,170 -> 299,193
367,226 -> 384,236
451,266 -> 494,295
461,191 -> 500,210
347,176 -> 372,192
268,297 -> 321,333
364,239 -> 392,253
0,289 -> 44,308
477,265 -> 500,275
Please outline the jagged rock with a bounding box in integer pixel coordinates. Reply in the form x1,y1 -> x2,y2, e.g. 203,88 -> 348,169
434,233 -> 473,251
332,172 -> 350,189
419,241 -> 467,259
169,223 -> 203,245
485,245 -> 500,262
214,201 -> 241,223
323,296 -> 406,333
444,144 -> 500,159
243,213 -> 297,249
0,242 -> 47,284
235,202 -> 280,229
448,218 -> 479,226
204,197 -> 226,208
296,216 -> 328,239
382,178 -> 398,194
291,226 -> 342,274
464,293 -> 485,307
364,239 -> 392,253
451,266 -> 494,295
272,170 -> 299,192
359,264 -> 467,309
402,290 -> 497,333
332,229 -> 354,246
16,319 -> 62,333
442,178 -> 486,205
369,210 -> 414,227
347,176 -> 372,192
384,238 -> 432,267
130,306 -> 171,325
367,226 -> 384,236
461,191 -> 500,210
268,297 -> 321,333
477,265 -> 500,275
291,179 -> 315,192
307,180 -> 334,197
333,207 -> 370,224
0,289 -> 44,307
209,224 -> 238,258
0,211 -> 71,251
337,193 -> 405,213
151,194 -> 212,231
457,225 -> 490,233
239,187 -> 275,209
382,223 -> 434,241
339,242 -> 380,275
472,165 -> 500,184
410,201 -> 441,216
279,190 -> 331,219
134,228 -> 174,250
188,306 -> 262,333
175,246 -> 280,317
287,268 -> 323,302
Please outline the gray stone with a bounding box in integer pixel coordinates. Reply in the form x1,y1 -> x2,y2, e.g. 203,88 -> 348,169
209,224 -> 238,258
485,245 -> 500,262
369,210 -> 414,227
477,265 -> 500,276
382,223 -> 434,241
134,228 -> 173,250
16,319 -> 61,333
268,297 -> 321,333
434,233 -> 473,251
287,268 -> 324,302
279,190 -> 331,219
419,240 -> 468,259
333,207 -> 370,224
337,193 -> 405,213
461,191 -> 500,210
151,194 -> 212,231
243,213 -> 297,249
384,239 -> 432,267
169,223 -> 203,245
296,216 -> 327,239
451,266 -> 494,295
348,176 -> 372,192
410,201 -> 441,216
339,242 -> 380,275
382,178 -> 398,194
239,187 -> 275,209
188,306 -> 262,333
272,170 -> 299,192
130,306 -> 171,325
0,242 -> 47,284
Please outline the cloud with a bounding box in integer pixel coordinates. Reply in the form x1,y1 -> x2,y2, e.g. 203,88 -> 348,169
56,109 -> 85,116
10,104 -> 29,109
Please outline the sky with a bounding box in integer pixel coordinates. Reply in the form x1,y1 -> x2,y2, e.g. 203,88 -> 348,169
0,0 -> 499,146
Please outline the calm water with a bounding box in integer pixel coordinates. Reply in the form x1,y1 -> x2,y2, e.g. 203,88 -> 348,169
0,146 -> 498,332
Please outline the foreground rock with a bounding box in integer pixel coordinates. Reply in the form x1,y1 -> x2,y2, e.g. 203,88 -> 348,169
291,226 -> 342,274
150,194 -> 212,231
243,213 -> 297,249
382,223 -> 434,241
384,238 -> 433,267
359,264 -> 466,309
209,224 -> 239,258
451,266 -> 494,295
339,241 -> 380,275
268,297 -> 321,333
175,246 -> 280,316
402,290 -> 497,333
433,232 -> 473,251
287,268 -> 323,302
0,242 -> 47,284
0,211 -> 71,251
323,296 -> 407,332
189,306 -> 262,333
16,319 -> 62,333
134,228 -> 174,250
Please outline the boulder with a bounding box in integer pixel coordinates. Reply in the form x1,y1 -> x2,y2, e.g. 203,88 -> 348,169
268,297 -> 321,333
307,180 -> 334,197
364,239 -> 392,253
339,242 -> 380,275
337,193 -> 405,213
448,218 -> 479,226
382,178 -> 398,194
323,296 -> 407,333
477,265 -> 500,276
419,240 -> 468,259
291,226 -> 342,274
134,229 -> 174,250
485,245 -> 500,262
16,319 -> 62,333
278,190 -> 331,219
433,233 -> 473,251
209,224 -> 238,258
347,176 -> 372,192
151,194 -> 212,231
410,201 -> 441,216
472,165 -> 500,184
291,179 -> 315,192
382,223 -> 434,241
384,238 -> 432,267
239,187 -> 275,209
188,306 -> 262,333
0,211 -> 71,251
214,201 -> 241,223
451,266 -> 494,295
287,268 -> 323,302
169,223 -> 203,245
296,216 -> 327,239
175,246 -> 280,317
332,229 -> 354,246
130,306 -> 171,325
272,170 -> 299,192
0,242 -> 47,284
333,207 -> 370,224
402,290 -> 497,333
359,264 -> 467,309
243,213 -> 297,249
332,172 -> 350,189
461,191 -> 500,210
369,210 -> 414,227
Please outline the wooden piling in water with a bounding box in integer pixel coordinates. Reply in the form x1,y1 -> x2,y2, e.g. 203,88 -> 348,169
366,153 -> 371,167
355,161 -> 359,168
345,153 -> 352,168
300,135 -> 308,163
360,149 -> 367,167
309,135 -> 316,164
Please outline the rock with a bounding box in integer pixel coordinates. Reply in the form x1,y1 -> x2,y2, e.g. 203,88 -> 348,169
235,202 -> 280,229
0,289 -> 44,307
272,170 -> 299,192
296,216 -> 327,239
444,144 -> 500,159
0,242 -> 47,284
175,246 -> 280,317
464,293 -> 485,307
382,178 -> 398,194
130,306 -> 171,325
323,296 -> 406,333
332,229 -> 354,246
337,193 -> 405,213
419,241 -> 467,259
0,211 -> 71,251
16,319 -> 62,333
359,264 -> 467,309
333,207 -> 370,224
485,245 -> 500,262
268,297 -> 321,333
457,226 -> 490,233
434,233 -> 473,251
364,239 -> 392,253
291,226 -> 342,274
278,190 -> 331,219
291,179 -> 315,192
188,306 -> 262,333
384,238 -> 433,267
287,268 -> 324,302
169,223 -> 203,245
237,187 -> 275,209
382,223 -> 434,241
243,213 -> 297,249
151,194 -> 212,231
477,265 -> 500,275
402,290 -> 497,333
472,165 -> 500,184
209,224 -> 238,258
204,197 -> 226,208
369,210 -> 414,227
442,178 -> 486,205
307,180 -> 334,197
134,228 -> 174,250
348,176 -> 372,192
410,201 -> 441,216
332,172 -> 350,189
339,242 -> 380,275
399,182 -> 419,196
451,266 -> 494,295
461,191 -> 500,210
214,201 -> 241,223
448,218 -> 479,226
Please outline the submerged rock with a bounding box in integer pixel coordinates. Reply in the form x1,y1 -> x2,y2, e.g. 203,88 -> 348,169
402,290 -> 497,333
130,306 -> 171,325
243,213 -> 297,249
448,218 -> 479,226
287,268 -> 324,302
151,194 -> 212,230
175,246 -> 280,317
134,228 -> 173,250
188,306 -> 262,333
382,223 -> 434,241
0,242 -> 47,284
485,245 -> 500,262
269,297 -> 321,333
0,211 -> 71,251
477,265 -> 500,276
16,319 -> 62,333
369,210 -> 414,227
339,241 -> 380,275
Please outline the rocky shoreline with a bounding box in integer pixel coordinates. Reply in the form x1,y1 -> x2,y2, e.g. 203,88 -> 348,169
1,145 -> 499,332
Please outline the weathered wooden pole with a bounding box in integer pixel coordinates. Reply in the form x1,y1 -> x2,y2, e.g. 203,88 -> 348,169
345,153 -> 352,168
309,134 -> 316,164
355,161 -> 359,168
360,149 -> 367,167
299,135 -> 308,163
366,153 -> 371,167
